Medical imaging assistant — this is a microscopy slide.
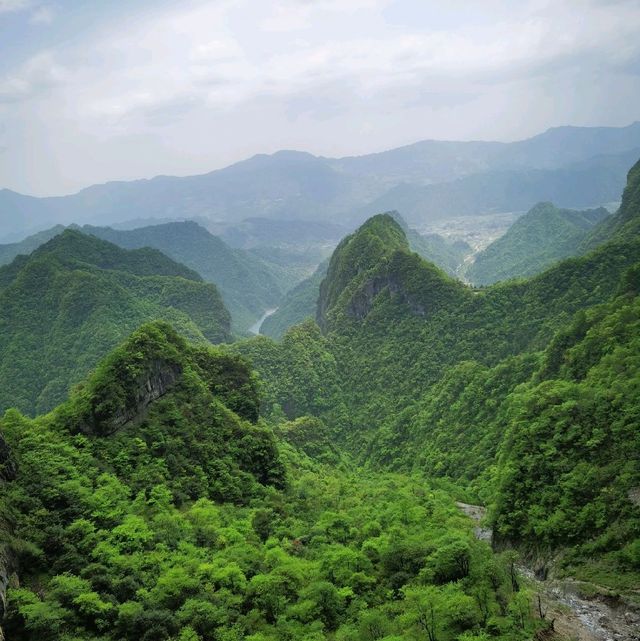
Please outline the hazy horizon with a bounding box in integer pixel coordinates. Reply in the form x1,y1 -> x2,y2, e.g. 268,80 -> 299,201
1,0 -> 640,196
4,119 -> 640,199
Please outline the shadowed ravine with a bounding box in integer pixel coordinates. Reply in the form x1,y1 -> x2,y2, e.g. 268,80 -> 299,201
456,503 -> 640,641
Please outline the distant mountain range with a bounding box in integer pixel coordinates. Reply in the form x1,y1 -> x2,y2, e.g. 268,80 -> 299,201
2,122 -> 640,241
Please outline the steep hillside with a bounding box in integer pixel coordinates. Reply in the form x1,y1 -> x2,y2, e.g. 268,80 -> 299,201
82,222 -> 284,333
0,322 -> 543,641
261,222 -> 470,340
245,216 -> 637,445
468,202 -> 609,285
234,160 -> 640,595
581,157 -> 640,250
407,231 -> 471,277
0,230 -> 230,415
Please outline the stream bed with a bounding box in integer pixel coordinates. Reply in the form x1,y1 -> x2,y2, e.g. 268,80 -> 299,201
456,502 -> 640,641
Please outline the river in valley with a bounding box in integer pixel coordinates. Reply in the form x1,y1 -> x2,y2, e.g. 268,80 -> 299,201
248,308 -> 279,335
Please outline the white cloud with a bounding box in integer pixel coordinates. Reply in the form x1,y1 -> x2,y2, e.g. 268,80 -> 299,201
1,0 -> 639,194
0,51 -> 66,103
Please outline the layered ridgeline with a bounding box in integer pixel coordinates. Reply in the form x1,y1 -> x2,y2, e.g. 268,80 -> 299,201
0,322 -> 544,641
235,159 -> 640,591
3,123 -> 640,240
0,229 -> 230,415
81,222 -> 286,333
467,202 -> 610,285
356,146 -> 637,223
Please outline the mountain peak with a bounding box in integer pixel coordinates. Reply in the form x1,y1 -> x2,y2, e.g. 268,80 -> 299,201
316,213 -> 468,331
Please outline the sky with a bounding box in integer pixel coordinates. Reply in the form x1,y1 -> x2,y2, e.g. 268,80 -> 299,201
1,0 -> 639,196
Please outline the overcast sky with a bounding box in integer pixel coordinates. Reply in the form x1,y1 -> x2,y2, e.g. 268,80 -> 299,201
1,0 -> 639,196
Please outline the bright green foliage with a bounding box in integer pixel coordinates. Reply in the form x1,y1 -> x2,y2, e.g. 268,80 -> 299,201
234,320 -> 344,422
234,164 -> 640,591
2,447 -> 537,641
3,148 -> 640,641
494,294 -> 640,556
0,230 -> 231,415
468,202 -> 609,285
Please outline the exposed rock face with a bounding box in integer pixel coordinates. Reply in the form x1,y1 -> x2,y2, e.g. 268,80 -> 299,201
345,273 -> 391,321
346,269 -> 427,322
0,545 -> 16,634
106,360 -> 182,433
82,359 -> 183,436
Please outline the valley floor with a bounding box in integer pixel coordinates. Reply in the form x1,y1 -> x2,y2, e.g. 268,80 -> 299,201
456,503 -> 640,641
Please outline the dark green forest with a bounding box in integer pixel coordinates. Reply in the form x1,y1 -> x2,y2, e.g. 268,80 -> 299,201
1,160 -> 639,640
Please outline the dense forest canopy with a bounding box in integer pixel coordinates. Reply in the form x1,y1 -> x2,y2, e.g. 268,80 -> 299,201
0,157 -> 639,641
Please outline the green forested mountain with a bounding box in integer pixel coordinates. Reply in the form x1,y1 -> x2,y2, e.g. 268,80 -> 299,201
82,222 -> 286,333
2,157 -> 640,641
467,202 -> 609,285
260,221 -> 470,340
233,160 -> 640,597
407,231 -> 471,277
0,230 -> 231,415
581,157 -> 640,251
0,322 -> 544,641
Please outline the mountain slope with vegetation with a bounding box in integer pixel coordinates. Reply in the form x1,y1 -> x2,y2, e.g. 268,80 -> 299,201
0,230 -> 231,415
0,322 -> 545,641
0,225 -> 66,267
2,146 -> 640,641
467,202 -> 609,285
260,261 -> 329,340
82,222 -> 285,333
260,220 -> 470,340
234,159 -> 640,596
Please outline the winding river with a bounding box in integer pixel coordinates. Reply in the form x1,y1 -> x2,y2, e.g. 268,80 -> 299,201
248,308 -> 279,335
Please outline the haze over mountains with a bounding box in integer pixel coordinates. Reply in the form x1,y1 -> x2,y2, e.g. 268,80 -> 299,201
1,122 -> 639,242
